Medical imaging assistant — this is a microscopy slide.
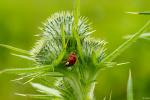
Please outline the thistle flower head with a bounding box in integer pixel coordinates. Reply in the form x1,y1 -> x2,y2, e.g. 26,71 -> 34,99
24,11 -> 106,99
31,11 -> 106,66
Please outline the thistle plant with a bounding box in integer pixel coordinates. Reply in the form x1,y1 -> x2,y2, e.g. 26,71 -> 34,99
0,0 -> 150,100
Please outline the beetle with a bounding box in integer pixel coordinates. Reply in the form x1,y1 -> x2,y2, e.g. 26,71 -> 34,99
65,52 -> 77,67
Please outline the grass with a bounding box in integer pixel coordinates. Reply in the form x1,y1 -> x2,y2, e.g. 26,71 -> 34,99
127,70 -> 133,100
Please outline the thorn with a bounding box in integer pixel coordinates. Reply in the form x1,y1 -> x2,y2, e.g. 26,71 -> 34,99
126,12 -> 139,14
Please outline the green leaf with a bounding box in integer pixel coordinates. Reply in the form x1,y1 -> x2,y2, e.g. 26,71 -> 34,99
11,53 -> 35,61
0,44 -> 30,55
127,70 -> 133,100
87,81 -> 96,100
31,83 -> 62,98
15,93 -> 53,100
52,48 -> 66,67
64,74 -> 83,100
11,72 -> 63,83
127,11 -> 150,15
0,65 -> 53,74
41,72 -> 64,77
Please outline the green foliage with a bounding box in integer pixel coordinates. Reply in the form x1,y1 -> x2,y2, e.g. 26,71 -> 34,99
127,70 -> 133,100
0,0 -> 150,99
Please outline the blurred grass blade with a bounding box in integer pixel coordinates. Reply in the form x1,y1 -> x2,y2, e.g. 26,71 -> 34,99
31,83 -> 62,98
124,33 -> 150,40
127,70 -> 133,100
103,96 -> 106,100
109,91 -> 112,100
101,20 -> 150,63
0,65 -> 53,74
127,11 -> 150,15
116,62 -> 130,66
0,44 -> 30,55
15,93 -> 52,100
11,53 -> 35,61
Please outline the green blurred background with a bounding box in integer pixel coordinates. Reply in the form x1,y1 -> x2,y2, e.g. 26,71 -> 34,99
0,0 -> 150,100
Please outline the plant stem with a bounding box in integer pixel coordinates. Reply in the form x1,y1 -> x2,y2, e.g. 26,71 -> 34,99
73,0 -> 84,64
74,0 -> 80,25
127,12 -> 150,15
101,20 -> 150,63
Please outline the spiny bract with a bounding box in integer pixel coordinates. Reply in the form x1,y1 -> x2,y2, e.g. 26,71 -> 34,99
30,11 -> 106,66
